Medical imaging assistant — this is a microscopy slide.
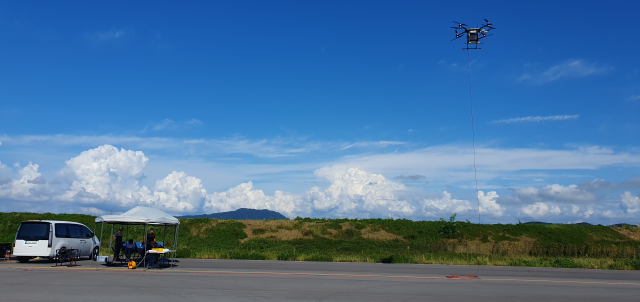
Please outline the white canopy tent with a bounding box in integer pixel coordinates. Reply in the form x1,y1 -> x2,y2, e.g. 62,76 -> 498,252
95,206 -> 180,267
96,206 -> 180,225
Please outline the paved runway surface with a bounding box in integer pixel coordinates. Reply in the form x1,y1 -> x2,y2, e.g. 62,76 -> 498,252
1,258 -> 639,301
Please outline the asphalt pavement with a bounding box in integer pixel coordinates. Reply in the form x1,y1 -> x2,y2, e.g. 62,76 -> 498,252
1,258 -> 639,301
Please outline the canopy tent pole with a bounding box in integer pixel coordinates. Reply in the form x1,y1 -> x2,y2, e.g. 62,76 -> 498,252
174,224 -> 179,265
93,222 -> 97,260
99,222 -> 104,253
98,221 -> 104,270
175,225 -> 179,249
142,223 -> 147,269
108,224 -> 113,266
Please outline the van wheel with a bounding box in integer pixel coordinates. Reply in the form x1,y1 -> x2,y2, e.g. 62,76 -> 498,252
92,247 -> 100,260
17,257 -> 30,263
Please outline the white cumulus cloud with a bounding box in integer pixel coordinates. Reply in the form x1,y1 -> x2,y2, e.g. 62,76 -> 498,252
49,145 -> 204,213
572,205 -> 579,214
204,181 -> 306,218
420,191 -> 472,218
203,168 -> 418,219
0,162 -> 49,201
4,142 -> 636,223
620,191 -> 640,214
140,171 -> 207,213
521,202 -> 559,219
57,145 -> 149,206
316,168 -> 404,209
478,191 -> 505,217
306,168 -> 412,218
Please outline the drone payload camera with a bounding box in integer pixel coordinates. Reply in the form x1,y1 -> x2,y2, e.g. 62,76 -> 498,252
451,19 -> 495,49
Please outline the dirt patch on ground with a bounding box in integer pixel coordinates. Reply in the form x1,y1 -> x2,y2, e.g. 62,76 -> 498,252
360,227 -> 405,241
190,220 -> 219,238
438,236 -> 537,255
241,220 -> 307,242
239,221 -> 404,242
613,227 -> 640,241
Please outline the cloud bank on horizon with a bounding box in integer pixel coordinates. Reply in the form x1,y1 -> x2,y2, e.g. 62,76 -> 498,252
1,144 -> 639,224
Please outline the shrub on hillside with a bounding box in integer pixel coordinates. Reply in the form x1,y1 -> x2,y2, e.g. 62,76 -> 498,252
277,252 -> 297,261
439,213 -> 460,239
380,254 -> 416,264
306,254 -> 333,262
551,258 -> 578,268
625,259 -> 640,270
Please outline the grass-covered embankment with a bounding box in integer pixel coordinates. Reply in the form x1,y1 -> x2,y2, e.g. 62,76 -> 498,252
2,212 -> 640,270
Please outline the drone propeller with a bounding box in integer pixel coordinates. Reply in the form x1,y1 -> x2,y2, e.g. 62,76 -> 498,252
480,24 -> 495,31
451,29 -> 464,41
484,19 -> 491,25
452,21 -> 467,27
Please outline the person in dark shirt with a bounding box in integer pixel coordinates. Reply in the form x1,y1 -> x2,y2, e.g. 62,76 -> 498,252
146,228 -> 155,251
145,228 -> 158,268
114,227 -> 123,261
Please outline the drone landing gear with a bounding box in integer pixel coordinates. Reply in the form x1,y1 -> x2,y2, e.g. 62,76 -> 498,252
464,42 -> 484,50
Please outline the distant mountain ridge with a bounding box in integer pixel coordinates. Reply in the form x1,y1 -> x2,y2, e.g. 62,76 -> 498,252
178,208 -> 287,220
524,221 -> 637,227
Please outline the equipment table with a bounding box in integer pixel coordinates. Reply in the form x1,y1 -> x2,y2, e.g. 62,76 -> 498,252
143,249 -> 176,269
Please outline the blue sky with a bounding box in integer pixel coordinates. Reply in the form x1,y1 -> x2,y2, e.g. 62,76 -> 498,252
0,1 -> 639,224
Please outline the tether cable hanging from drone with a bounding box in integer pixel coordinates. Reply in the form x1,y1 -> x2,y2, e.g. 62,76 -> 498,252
467,47 -> 482,278
448,19 -> 495,279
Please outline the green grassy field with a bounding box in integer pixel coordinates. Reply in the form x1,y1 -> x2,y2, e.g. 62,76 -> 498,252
2,212 -> 640,270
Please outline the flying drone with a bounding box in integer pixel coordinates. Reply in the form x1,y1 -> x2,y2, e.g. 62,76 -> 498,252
451,19 -> 495,49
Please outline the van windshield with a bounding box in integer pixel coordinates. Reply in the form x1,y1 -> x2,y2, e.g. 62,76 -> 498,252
16,222 -> 50,241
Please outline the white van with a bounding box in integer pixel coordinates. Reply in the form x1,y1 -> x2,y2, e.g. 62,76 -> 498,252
13,220 -> 100,263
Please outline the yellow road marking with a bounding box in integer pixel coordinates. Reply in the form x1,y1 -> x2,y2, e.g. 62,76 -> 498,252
1,265 -> 639,286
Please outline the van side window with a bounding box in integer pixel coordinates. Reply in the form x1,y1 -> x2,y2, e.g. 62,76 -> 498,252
56,224 -> 86,238
69,225 -> 82,238
81,226 -> 93,238
55,224 -> 69,238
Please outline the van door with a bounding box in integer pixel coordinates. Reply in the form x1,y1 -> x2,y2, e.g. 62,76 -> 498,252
14,222 -> 51,258
54,223 -> 83,256
79,225 -> 94,257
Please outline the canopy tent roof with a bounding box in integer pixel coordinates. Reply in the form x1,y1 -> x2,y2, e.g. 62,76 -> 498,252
95,206 -> 180,225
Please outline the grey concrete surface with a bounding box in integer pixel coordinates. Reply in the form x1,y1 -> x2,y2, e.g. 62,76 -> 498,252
1,258 -> 639,301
